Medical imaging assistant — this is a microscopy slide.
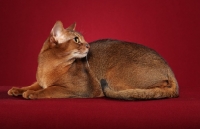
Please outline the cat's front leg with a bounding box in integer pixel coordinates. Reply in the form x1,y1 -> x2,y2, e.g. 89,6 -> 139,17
8,87 -> 26,96
8,82 -> 42,96
22,86 -> 77,99
22,90 -> 38,99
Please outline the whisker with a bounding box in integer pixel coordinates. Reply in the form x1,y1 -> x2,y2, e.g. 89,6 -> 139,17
86,55 -> 90,69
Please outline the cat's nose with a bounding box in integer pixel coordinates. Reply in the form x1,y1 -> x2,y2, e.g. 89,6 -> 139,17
85,43 -> 90,48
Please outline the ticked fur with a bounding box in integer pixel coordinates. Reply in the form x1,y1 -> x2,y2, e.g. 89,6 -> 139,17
8,21 -> 179,100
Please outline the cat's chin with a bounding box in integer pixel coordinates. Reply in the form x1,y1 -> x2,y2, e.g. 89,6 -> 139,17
73,52 -> 88,59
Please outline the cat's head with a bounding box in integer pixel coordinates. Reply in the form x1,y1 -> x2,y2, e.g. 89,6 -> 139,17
41,21 -> 89,59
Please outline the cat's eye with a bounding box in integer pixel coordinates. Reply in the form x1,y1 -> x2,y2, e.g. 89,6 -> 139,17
74,37 -> 80,43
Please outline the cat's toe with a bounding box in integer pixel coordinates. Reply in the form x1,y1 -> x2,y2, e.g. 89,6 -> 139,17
22,90 -> 37,99
8,89 -> 13,96
8,87 -> 23,96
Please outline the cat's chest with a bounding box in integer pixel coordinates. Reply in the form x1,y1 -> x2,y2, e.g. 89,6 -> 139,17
36,63 -> 68,88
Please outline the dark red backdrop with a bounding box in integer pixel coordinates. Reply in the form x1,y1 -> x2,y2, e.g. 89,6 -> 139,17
1,1 -> 200,129
0,0 -> 199,92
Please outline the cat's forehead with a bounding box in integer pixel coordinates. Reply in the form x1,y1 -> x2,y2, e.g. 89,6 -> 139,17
69,30 -> 86,42
68,30 -> 82,37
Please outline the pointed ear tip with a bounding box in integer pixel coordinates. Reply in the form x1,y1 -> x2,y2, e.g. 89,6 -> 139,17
56,20 -> 63,25
51,20 -> 64,35
71,22 -> 76,27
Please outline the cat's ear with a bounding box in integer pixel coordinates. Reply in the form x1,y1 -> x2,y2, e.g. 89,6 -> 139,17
51,21 -> 64,38
66,22 -> 76,31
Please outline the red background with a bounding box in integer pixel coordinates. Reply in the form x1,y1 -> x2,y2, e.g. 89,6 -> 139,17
1,1 -> 200,129
0,0 -> 200,91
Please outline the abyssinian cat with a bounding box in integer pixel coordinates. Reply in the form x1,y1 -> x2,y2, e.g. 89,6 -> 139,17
8,21 -> 179,100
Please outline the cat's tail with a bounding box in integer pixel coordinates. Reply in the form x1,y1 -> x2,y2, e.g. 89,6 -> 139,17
101,70 -> 179,100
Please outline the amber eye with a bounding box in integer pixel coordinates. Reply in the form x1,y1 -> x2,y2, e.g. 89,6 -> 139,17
74,37 -> 80,43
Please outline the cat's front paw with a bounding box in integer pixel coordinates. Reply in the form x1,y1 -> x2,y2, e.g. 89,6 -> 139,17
8,87 -> 24,96
23,90 -> 38,99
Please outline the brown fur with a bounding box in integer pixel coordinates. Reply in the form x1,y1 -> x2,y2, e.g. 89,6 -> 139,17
8,21 -> 179,100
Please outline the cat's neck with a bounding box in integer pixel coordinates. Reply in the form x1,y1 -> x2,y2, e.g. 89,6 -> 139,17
68,58 -> 90,72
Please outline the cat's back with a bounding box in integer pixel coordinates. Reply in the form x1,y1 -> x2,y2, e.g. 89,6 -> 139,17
88,39 -> 167,65
89,39 -> 159,55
